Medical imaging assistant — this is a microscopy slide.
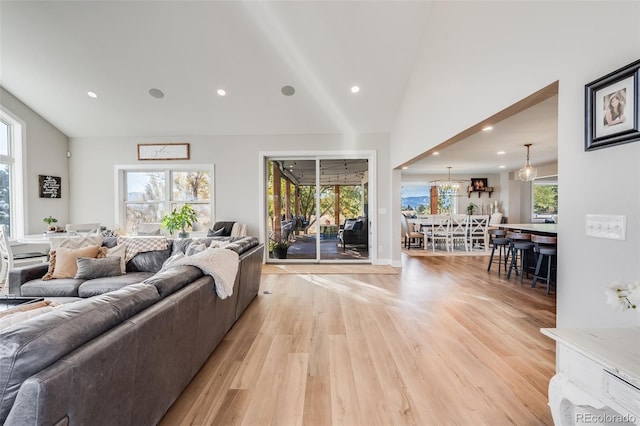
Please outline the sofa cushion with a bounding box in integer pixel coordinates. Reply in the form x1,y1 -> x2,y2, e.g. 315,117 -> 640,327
47,245 -> 102,280
20,278 -> 86,297
0,283 -> 160,423
224,236 -> 259,254
75,257 -> 123,280
144,266 -> 203,298
126,248 -> 172,273
208,221 -> 235,236
78,272 -> 154,298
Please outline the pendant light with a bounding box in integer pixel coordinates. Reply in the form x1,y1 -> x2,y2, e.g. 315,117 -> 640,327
431,167 -> 467,190
518,143 -> 537,181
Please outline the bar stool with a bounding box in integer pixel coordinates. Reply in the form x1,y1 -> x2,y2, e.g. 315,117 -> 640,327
486,228 -> 510,276
531,235 -> 557,294
506,232 -> 535,283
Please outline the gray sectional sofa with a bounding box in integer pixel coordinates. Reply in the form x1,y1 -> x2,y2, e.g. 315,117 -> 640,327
1,236 -> 264,425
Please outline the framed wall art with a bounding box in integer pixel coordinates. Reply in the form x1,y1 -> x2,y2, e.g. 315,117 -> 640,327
585,59 -> 640,151
138,143 -> 190,160
39,175 -> 61,198
470,178 -> 488,191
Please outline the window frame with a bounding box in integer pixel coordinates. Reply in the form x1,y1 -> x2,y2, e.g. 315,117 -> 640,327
0,108 -> 25,239
115,164 -> 215,235
532,177 -> 558,222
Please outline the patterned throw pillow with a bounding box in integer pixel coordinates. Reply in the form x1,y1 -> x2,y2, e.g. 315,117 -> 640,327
49,235 -> 103,250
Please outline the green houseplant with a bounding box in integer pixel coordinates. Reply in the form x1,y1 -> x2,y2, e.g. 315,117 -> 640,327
466,203 -> 477,215
160,204 -> 198,238
43,216 -> 58,232
268,237 -> 290,259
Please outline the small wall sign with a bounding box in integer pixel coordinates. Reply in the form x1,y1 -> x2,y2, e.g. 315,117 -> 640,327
39,175 -> 61,198
138,143 -> 190,160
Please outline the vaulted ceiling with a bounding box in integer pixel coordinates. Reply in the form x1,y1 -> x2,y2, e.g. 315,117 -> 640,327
0,1 -> 431,138
1,1 -> 558,176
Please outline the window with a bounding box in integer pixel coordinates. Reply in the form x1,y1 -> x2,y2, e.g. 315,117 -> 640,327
120,166 -> 213,235
435,185 -> 458,214
0,112 -> 23,238
533,177 -> 558,221
401,183 -> 430,216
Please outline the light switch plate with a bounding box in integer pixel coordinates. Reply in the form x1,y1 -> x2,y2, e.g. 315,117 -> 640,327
585,215 -> 626,240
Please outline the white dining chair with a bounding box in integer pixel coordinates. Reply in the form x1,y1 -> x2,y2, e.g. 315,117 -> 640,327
65,223 -> 101,236
426,215 -> 449,251
448,214 -> 469,252
468,214 -> 490,250
0,225 -> 49,285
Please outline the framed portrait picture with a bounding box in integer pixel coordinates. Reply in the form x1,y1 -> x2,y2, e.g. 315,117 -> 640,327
585,59 -> 640,151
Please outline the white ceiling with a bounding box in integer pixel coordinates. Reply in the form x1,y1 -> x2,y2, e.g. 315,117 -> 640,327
401,95 -> 559,177
0,1 -> 558,176
0,0 -> 431,138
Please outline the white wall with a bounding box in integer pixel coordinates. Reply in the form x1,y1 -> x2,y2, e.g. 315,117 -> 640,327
0,87 -> 69,235
391,1 -> 640,328
69,134 -> 393,263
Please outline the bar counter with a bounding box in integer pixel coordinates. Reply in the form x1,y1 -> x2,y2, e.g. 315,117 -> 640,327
498,223 -> 557,236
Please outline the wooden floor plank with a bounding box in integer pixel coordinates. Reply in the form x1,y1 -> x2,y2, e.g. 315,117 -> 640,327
162,253 -> 556,425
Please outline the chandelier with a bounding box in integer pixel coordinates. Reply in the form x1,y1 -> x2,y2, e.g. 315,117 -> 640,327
431,167 -> 468,190
518,143 -> 538,181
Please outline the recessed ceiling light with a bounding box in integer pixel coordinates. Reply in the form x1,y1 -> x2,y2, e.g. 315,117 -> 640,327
482,126 -> 493,131
281,85 -> 295,96
497,151 -> 506,155
87,91 -> 98,98
217,89 -> 226,96
432,152 -> 439,156
351,86 -> 360,93
499,165 -> 506,169
401,166 -> 409,170
149,88 -> 164,99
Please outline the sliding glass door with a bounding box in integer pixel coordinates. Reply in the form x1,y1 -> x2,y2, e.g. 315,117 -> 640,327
265,156 -> 370,263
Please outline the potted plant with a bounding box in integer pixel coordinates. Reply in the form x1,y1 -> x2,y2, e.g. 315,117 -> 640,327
466,203 -> 477,215
160,204 -> 198,238
43,216 -> 58,232
268,237 -> 290,259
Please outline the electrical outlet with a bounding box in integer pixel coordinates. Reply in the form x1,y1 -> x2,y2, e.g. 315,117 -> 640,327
585,215 -> 626,240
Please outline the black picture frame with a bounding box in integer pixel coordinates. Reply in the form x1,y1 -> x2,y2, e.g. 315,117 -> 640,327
38,175 -> 61,198
585,59 -> 640,151
470,178 -> 488,191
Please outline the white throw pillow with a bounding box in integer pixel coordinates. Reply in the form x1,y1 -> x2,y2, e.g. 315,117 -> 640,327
230,223 -> 247,237
209,240 -> 230,249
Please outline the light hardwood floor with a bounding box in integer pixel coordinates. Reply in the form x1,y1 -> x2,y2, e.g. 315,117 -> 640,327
160,253 -> 556,425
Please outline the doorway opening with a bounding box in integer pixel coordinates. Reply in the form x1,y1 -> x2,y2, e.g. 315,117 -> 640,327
264,155 -> 372,263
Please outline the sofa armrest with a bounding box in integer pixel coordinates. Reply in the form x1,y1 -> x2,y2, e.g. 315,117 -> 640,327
8,263 -> 50,295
